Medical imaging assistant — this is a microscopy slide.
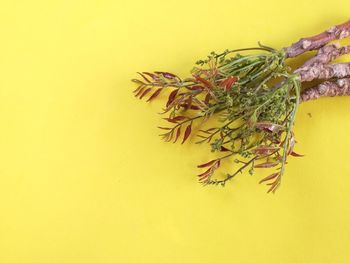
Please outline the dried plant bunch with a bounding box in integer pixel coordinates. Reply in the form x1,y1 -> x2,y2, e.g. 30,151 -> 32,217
132,20 -> 350,193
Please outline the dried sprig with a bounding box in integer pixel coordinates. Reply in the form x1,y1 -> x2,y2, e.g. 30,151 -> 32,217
132,20 -> 350,193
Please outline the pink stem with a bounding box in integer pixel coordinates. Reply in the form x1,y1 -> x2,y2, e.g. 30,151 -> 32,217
297,62 -> 350,82
300,78 -> 350,102
284,20 -> 350,58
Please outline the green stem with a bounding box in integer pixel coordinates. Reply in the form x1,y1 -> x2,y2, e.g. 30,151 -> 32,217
277,77 -> 300,189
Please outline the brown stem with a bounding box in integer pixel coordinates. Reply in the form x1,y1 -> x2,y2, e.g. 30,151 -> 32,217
298,44 -> 350,68
284,20 -> 350,58
297,62 -> 350,82
300,78 -> 350,102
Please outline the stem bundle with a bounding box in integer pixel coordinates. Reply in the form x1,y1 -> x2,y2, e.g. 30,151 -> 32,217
132,19 -> 350,193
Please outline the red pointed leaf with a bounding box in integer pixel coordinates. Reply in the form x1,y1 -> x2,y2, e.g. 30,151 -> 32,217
220,146 -> 230,152
165,130 -> 174,142
173,127 -> 181,143
256,122 -> 284,133
166,89 -> 179,107
131,79 -> 146,85
252,146 -> 279,155
220,76 -> 238,91
213,160 -> 220,169
259,173 -> 279,184
173,116 -> 187,122
197,159 -> 217,168
189,105 -> 200,110
182,123 -> 192,144
197,168 -> 212,179
163,118 -> 176,123
142,72 -> 158,80
290,151 -> 304,157
194,75 -> 213,89
188,85 -> 204,91
275,155 -> 283,161
134,86 -> 145,98
137,72 -> 151,83
254,162 -> 278,168
163,116 -> 187,123
267,183 -> 278,193
139,88 -> 151,99
154,71 -> 177,79
183,97 -> 192,110
204,93 -> 211,105
133,85 -> 142,93
147,88 -> 162,102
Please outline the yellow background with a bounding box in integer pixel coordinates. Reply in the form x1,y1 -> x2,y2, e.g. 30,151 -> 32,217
0,0 -> 350,262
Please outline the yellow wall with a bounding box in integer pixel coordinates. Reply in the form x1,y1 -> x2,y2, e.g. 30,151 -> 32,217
0,1 -> 349,262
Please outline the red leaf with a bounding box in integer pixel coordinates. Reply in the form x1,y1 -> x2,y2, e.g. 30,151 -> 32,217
173,116 -> 187,122
147,88 -> 162,102
158,127 -> 172,130
204,93 -> 211,105
259,173 -> 279,184
189,105 -> 200,110
198,168 -> 212,179
131,79 -> 146,85
163,118 -> 175,123
180,103 -> 200,110
165,130 -> 174,142
194,75 -> 213,89
163,116 -> 187,123
214,160 -> 220,169
197,159 -> 218,168
267,183 -> 278,193
274,155 -> 283,161
133,85 -> 142,93
220,76 -> 238,91
139,88 -> 151,99
182,123 -> 192,144
134,86 -> 145,98
198,161 -> 220,181
256,122 -> 284,133
166,89 -> 179,107
188,85 -> 204,91
220,146 -> 230,152
142,72 -> 158,80
155,71 -> 177,79
252,146 -> 279,155
254,162 -> 278,168
290,151 -> 304,157
183,97 -> 192,110
137,72 -> 151,83
173,127 -> 181,143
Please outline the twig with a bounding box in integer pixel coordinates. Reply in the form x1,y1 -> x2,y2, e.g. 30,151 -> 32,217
284,20 -> 350,58
300,78 -> 350,102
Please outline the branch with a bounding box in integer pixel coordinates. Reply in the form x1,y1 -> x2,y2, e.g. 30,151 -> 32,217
284,20 -> 350,58
297,62 -> 350,82
298,44 -> 350,68
300,78 -> 350,102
